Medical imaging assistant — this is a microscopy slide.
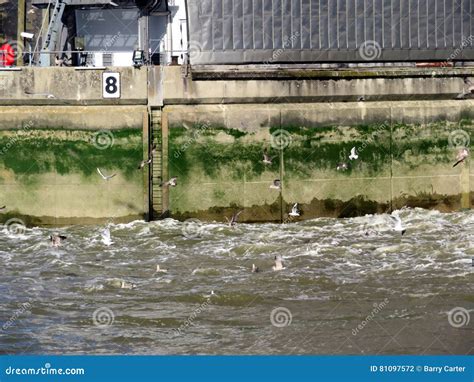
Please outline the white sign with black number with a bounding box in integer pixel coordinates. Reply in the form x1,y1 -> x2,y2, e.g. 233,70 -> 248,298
102,72 -> 120,99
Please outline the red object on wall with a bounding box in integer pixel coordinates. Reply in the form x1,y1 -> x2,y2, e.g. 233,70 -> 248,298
0,43 -> 15,66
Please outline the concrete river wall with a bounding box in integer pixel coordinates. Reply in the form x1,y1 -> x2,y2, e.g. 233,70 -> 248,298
0,66 -> 472,225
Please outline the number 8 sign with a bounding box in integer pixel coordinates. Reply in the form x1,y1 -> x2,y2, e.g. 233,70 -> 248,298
102,73 -> 120,98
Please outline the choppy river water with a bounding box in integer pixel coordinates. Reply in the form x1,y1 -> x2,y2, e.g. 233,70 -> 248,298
0,208 -> 472,354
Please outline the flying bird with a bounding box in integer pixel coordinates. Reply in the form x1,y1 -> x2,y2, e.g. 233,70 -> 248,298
97,168 -> 116,181
464,78 -> 474,94
263,149 -> 273,165
50,234 -> 67,247
337,162 -> 349,171
227,210 -> 243,227
101,227 -> 113,246
272,256 -> 284,271
390,213 -> 406,235
349,147 -> 358,160
161,177 -> 177,187
270,179 -> 281,190
137,158 -> 152,170
0,205 -> 6,212
453,148 -> 469,168
289,203 -> 300,217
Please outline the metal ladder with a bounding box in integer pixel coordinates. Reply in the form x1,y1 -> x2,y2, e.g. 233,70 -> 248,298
40,0 -> 67,66
150,109 -> 163,218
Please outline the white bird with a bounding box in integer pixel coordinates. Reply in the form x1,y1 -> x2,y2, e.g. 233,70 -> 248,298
101,227 -> 113,246
272,256 -> 284,271
263,149 -> 273,165
161,177 -> 177,187
137,158 -> 152,170
251,264 -> 260,273
349,147 -> 358,160
289,203 -> 300,217
336,162 -> 349,171
155,265 -> 168,273
390,213 -> 406,235
97,168 -> 116,181
120,281 -> 136,289
270,179 -> 281,190
50,234 -> 67,247
453,148 -> 469,168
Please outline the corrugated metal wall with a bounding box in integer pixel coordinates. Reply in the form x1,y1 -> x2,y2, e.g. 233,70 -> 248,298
186,0 -> 474,64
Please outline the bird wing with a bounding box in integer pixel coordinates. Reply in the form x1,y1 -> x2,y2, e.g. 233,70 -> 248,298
108,173 -> 117,179
464,78 -> 473,86
97,168 -> 106,179
453,159 -> 464,168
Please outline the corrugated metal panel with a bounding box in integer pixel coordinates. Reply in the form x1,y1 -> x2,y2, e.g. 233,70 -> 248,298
186,0 -> 474,64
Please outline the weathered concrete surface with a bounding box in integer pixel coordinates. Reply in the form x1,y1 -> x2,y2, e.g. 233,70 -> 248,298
163,66 -> 474,104
164,100 -> 473,221
0,106 -> 148,130
0,121 -> 146,226
0,67 -> 147,105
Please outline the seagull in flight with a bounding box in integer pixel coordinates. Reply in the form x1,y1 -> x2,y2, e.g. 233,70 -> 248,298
453,148 -> 469,168
137,158 -> 152,170
270,179 -> 281,190
155,265 -> 168,273
272,256 -> 284,271
349,147 -> 358,160
263,149 -> 273,165
289,203 -> 300,217
390,213 -> 406,235
50,234 -> 67,247
161,177 -> 177,187
227,210 -> 243,227
97,168 -> 116,181
337,162 -> 349,171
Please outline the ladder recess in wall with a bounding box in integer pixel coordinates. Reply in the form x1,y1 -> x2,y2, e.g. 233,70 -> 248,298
150,109 -> 163,219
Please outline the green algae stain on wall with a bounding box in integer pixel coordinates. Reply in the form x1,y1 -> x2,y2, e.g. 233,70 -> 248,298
0,128 -> 142,181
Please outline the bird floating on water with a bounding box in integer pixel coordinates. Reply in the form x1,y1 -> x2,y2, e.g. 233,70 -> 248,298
272,256 -> 284,271
270,179 -> 281,190
453,148 -> 469,168
97,168 -> 116,181
289,203 -> 300,217
155,265 -> 168,273
251,264 -> 260,273
161,177 -> 177,187
390,213 -> 406,235
50,234 -> 67,247
120,281 -> 136,289
349,147 -> 358,160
